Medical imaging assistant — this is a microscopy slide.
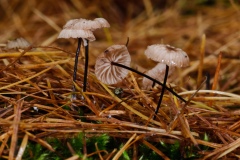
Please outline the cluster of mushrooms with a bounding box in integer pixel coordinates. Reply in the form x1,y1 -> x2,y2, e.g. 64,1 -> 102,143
58,18 -> 110,98
58,18 -> 190,118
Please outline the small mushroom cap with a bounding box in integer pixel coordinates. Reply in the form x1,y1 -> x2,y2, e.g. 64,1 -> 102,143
95,45 -> 131,85
65,18 -> 110,31
62,19 -> 79,28
142,63 -> 176,90
58,18 -> 110,40
7,37 -> 31,49
66,19 -> 98,30
144,44 -> 189,67
93,18 -> 110,28
57,28 -> 96,41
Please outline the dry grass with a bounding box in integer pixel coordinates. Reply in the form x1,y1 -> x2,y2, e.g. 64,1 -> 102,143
0,0 -> 240,159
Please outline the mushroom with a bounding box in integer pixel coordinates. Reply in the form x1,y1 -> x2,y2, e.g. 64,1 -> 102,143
144,44 -> 189,118
144,44 -> 189,68
6,37 -> 31,49
142,63 -> 176,90
58,18 -> 110,98
95,45 -> 131,84
95,44 -> 187,104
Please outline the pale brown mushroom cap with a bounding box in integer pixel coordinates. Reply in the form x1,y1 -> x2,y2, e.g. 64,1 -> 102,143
144,44 -> 189,67
67,18 -> 110,31
69,19 -> 99,31
62,19 -> 79,28
7,37 -> 31,49
57,28 -> 96,41
58,18 -> 110,40
142,63 -> 176,90
93,18 -> 110,28
95,45 -> 131,85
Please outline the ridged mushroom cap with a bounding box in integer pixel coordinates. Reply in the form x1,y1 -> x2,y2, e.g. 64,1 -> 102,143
7,37 -> 31,49
93,18 -> 110,28
58,18 -> 110,40
64,18 -> 110,31
95,45 -> 131,85
142,63 -> 176,90
144,44 -> 189,67
58,28 -> 96,41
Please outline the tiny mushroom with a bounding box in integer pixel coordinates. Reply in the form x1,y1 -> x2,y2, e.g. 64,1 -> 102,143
95,45 -> 131,85
144,44 -> 190,119
142,63 -> 176,90
92,18 -> 110,29
144,44 -> 189,68
58,17 -> 110,98
6,37 -> 31,50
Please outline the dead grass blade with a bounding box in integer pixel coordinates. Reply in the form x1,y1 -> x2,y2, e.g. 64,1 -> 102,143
112,133 -> 137,160
0,131 -> 11,157
95,142 -> 105,160
25,131 -> 55,152
142,140 -> 170,160
65,155 -> 80,160
197,34 -> 206,88
195,139 -> 222,149
0,46 -> 33,73
0,65 -> 54,91
82,92 -> 100,115
203,138 -> 240,159
9,100 -> 23,160
15,133 -> 28,160
105,149 -> 117,160
0,51 -> 68,58
211,51 -> 223,90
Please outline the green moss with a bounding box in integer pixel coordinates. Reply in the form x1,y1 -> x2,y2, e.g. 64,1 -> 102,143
21,133 -> 110,159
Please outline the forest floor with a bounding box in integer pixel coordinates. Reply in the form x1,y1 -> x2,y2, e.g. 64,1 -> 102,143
0,1 -> 240,159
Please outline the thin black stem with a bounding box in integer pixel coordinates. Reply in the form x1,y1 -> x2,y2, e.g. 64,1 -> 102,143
152,81 -> 156,88
153,65 -> 169,120
111,62 -> 186,103
83,40 -> 89,92
205,72 -> 211,90
72,38 -> 82,98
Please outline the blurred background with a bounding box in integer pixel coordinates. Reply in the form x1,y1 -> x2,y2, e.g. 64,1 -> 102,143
0,0 -> 239,81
